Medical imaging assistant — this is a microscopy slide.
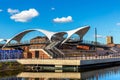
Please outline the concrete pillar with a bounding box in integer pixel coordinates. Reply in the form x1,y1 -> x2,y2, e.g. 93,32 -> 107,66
55,65 -> 63,72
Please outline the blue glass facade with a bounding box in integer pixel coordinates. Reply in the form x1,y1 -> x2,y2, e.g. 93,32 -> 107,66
0,50 -> 23,59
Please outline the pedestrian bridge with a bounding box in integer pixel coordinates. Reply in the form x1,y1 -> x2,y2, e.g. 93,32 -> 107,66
1,56 -> 120,66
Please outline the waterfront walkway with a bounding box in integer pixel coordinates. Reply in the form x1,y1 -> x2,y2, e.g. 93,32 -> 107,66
1,55 -> 120,66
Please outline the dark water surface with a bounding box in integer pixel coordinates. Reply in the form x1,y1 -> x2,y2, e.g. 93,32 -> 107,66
1,66 -> 120,80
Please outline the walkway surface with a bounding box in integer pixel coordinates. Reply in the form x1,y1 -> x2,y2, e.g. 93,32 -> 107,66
1,56 -> 120,66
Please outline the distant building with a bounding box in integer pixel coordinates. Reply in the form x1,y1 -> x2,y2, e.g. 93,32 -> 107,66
106,36 -> 113,44
30,36 -> 48,49
23,36 -> 51,59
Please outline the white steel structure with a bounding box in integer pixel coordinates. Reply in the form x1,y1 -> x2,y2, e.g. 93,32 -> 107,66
2,26 -> 90,48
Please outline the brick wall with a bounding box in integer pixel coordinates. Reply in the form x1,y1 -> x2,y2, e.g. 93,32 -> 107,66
28,49 -> 51,59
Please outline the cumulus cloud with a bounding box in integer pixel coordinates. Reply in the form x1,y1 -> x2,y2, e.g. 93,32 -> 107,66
53,16 -> 73,23
7,8 -> 19,14
0,39 -> 4,41
51,7 -> 55,10
0,9 -> 3,12
94,34 -> 105,38
10,8 -> 39,22
116,23 -> 120,26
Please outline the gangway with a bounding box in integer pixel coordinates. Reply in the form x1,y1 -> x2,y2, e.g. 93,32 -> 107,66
45,41 -> 65,58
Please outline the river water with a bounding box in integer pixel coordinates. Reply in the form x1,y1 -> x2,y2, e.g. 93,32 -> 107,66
1,66 -> 120,80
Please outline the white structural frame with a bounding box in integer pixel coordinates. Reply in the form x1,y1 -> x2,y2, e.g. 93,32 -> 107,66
2,26 -> 90,48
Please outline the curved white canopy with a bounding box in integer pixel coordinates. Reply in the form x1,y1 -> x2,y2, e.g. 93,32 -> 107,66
2,26 -> 90,48
51,32 -> 67,41
62,26 -> 90,44
2,29 -> 55,48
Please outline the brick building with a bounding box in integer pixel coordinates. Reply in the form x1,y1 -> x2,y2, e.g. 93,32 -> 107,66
23,36 -> 51,59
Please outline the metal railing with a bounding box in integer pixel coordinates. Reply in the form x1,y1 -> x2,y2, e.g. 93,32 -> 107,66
0,52 -> 120,60
44,41 -> 65,58
1,40 -> 50,47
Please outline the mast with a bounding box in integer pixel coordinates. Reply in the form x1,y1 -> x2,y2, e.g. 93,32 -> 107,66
95,28 -> 97,50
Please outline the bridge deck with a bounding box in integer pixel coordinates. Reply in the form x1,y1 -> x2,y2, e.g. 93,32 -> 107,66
1,56 -> 120,66
16,57 -> 120,66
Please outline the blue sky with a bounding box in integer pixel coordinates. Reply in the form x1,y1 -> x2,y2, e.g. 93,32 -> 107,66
0,0 -> 120,44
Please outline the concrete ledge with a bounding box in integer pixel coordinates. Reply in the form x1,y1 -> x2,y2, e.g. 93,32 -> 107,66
17,59 -> 80,65
80,57 -> 120,65
1,57 -> 120,67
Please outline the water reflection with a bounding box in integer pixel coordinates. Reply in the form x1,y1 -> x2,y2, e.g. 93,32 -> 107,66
81,66 -> 120,80
1,66 -> 120,80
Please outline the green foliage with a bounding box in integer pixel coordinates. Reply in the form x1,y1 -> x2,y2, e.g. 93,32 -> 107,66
0,62 -> 24,71
0,64 -> 2,68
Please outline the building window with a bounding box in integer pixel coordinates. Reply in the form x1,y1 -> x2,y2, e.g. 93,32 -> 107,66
35,51 -> 39,58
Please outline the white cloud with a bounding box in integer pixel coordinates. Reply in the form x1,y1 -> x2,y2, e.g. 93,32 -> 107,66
51,7 -> 55,10
0,9 -> 3,12
53,16 -> 73,23
0,39 -> 4,42
7,8 -> 19,14
10,8 -> 39,22
94,34 -> 105,38
116,23 -> 120,26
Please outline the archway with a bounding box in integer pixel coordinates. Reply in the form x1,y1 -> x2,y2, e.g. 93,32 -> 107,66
2,29 -> 55,48
51,32 -> 67,41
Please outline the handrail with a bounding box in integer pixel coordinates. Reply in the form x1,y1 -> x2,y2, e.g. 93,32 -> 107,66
44,41 -> 65,58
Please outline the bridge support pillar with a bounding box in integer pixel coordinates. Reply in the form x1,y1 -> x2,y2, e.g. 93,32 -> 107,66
55,65 -> 63,72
